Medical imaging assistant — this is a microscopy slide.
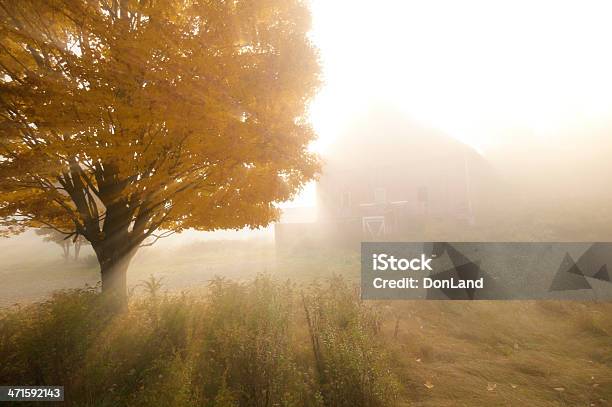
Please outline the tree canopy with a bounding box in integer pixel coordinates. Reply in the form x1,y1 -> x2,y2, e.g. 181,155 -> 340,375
0,0 -> 320,301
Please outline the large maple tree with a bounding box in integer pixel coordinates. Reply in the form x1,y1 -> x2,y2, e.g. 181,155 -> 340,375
0,0 -> 320,306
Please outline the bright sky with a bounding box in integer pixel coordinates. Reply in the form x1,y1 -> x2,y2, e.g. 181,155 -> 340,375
289,0 -> 612,207
308,0 -> 612,151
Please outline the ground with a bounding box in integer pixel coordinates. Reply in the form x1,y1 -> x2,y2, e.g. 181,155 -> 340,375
1,233 -> 611,406
386,300 -> 611,406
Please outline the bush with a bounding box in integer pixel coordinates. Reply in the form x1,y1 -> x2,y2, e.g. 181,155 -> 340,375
0,276 -> 399,406
302,277 -> 400,407
193,276 -> 317,406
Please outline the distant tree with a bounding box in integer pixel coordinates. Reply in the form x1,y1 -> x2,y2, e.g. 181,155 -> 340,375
35,228 -> 72,262
35,228 -> 88,261
0,0 -> 320,308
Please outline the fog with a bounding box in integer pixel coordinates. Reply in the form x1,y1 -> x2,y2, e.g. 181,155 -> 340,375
4,0 -> 612,303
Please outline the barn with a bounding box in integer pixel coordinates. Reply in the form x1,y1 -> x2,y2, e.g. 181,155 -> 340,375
275,110 -> 497,250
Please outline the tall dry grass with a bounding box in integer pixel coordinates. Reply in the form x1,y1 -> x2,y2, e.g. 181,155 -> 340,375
0,276 -> 399,406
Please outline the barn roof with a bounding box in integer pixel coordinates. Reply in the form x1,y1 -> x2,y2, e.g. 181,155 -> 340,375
323,109 -> 483,171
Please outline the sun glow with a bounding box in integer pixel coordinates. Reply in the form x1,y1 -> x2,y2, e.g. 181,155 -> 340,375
308,0 -> 612,154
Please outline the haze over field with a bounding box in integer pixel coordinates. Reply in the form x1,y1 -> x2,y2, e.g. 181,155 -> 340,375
1,2 -> 612,406
291,0 -> 612,208
5,1 -> 612,298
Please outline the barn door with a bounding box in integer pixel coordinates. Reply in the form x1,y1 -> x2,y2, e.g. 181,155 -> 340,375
362,216 -> 386,240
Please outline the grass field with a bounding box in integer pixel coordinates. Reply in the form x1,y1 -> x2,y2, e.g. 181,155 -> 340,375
1,235 -> 611,406
385,300 -> 612,406
0,233 -> 275,307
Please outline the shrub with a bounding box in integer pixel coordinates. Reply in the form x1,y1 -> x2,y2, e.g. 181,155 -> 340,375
193,276 -> 318,406
0,276 -> 400,406
302,277 -> 400,407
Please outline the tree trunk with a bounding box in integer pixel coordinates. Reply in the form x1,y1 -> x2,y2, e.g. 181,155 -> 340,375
62,242 -> 70,262
92,199 -> 138,311
99,253 -> 134,310
74,240 -> 81,261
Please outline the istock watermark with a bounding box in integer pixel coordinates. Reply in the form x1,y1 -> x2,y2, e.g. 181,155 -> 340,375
371,253 -> 434,271
361,242 -> 612,300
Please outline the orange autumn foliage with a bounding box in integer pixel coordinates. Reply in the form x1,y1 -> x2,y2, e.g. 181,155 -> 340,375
0,0 -> 320,301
